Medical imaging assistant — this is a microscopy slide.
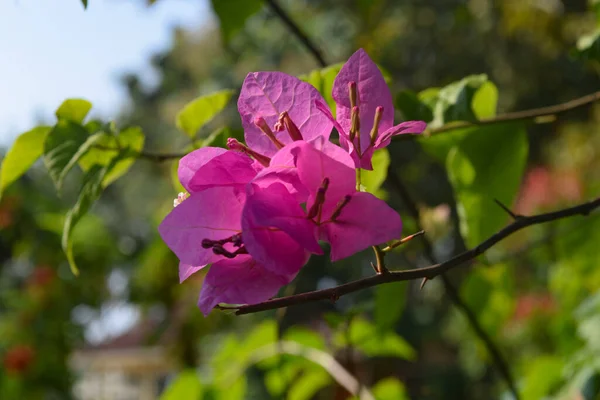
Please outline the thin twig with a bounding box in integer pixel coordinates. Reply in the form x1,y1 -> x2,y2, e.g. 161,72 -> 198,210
264,0 -> 327,67
386,169 -> 521,399
225,196 -> 600,311
426,90 -> 600,135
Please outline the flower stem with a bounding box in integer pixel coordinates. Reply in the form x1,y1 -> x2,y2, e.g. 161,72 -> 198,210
356,168 -> 362,191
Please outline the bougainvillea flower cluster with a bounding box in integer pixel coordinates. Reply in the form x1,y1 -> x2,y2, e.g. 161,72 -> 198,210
158,49 -> 426,315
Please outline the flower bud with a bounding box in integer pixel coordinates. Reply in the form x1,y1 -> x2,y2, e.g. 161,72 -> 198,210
369,106 -> 384,146
227,138 -> 271,167
254,117 -> 284,149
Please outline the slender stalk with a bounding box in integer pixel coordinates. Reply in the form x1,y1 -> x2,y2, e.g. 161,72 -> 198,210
426,90 -> 600,135
220,197 -> 600,315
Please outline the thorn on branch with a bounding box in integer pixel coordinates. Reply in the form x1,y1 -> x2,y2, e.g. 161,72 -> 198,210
330,292 -> 340,303
494,199 -> 521,220
420,277 -> 428,290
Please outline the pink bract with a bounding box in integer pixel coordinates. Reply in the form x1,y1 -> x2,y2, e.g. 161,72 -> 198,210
238,72 -> 333,157
323,49 -> 427,169
198,255 -> 294,316
242,182 -> 321,275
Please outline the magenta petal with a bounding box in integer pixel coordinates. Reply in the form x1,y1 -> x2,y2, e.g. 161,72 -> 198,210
315,100 -> 353,151
292,141 -> 356,212
179,262 -> 206,283
238,72 -> 333,157
178,147 -> 227,193
158,187 -> 245,266
252,142 -> 308,203
247,183 -> 321,253
242,184 -> 317,275
187,150 -> 258,192
332,49 -> 394,158
374,121 -> 427,149
198,255 -> 292,316
322,192 -> 402,261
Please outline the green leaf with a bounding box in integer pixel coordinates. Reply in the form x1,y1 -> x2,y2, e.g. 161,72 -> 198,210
419,127 -> 471,162
210,0 -> 262,43
460,270 -> 493,316
521,356 -> 564,400
201,126 -> 243,149
57,132 -> 107,190
81,0 -> 88,9
55,98 -> 92,123
446,123 -> 528,248
0,126 -> 51,197
371,377 -> 409,400
360,148 -> 390,199
339,318 -> 416,360
283,327 -> 327,350
471,81 -> 498,119
288,368 -> 331,400
299,63 -> 344,113
212,376 -> 246,400
395,90 -> 434,122
160,370 -> 202,400
62,156 -> 120,275
573,29 -> 600,62
43,120 -> 91,190
425,75 -> 490,128
264,362 -> 303,396
176,90 -> 234,138
79,126 -> 145,186
375,282 -> 408,330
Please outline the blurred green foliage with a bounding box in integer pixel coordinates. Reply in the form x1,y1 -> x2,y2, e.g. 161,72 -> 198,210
3,0 -> 600,399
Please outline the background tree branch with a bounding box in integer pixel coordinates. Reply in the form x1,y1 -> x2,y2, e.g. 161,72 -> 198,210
264,0 -> 327,67
386,169 -> 520,400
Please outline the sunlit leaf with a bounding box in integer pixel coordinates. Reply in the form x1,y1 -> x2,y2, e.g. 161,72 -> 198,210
446,123 -> 528,248
176,90 -> 234,138
288,368 -> 331,400
160,370 -> 202,400
264,362 -> 303,397
283,327 -> 326,350
419,127 -> 471,162
0,126 -> 50,197
210,0 -> 262,44
43,120 -> 90,190
78,126 -> 145,186
375,282 -> 408,330
337,318 -> 416,360
62,156 -> 120,275
395,90 -> 434,122
55,98 -> 92,123
521,356 -> 564,400
573,29 -> 600,63
201,126 -> 243,149
57,132 -> 107,189
472,81 -> 498,119
299,63 -> 344,113
360,148 -> 390,199
371,377 -> 409,400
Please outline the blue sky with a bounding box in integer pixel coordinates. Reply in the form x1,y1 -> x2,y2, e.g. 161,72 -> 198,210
0,0 -> 210,145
